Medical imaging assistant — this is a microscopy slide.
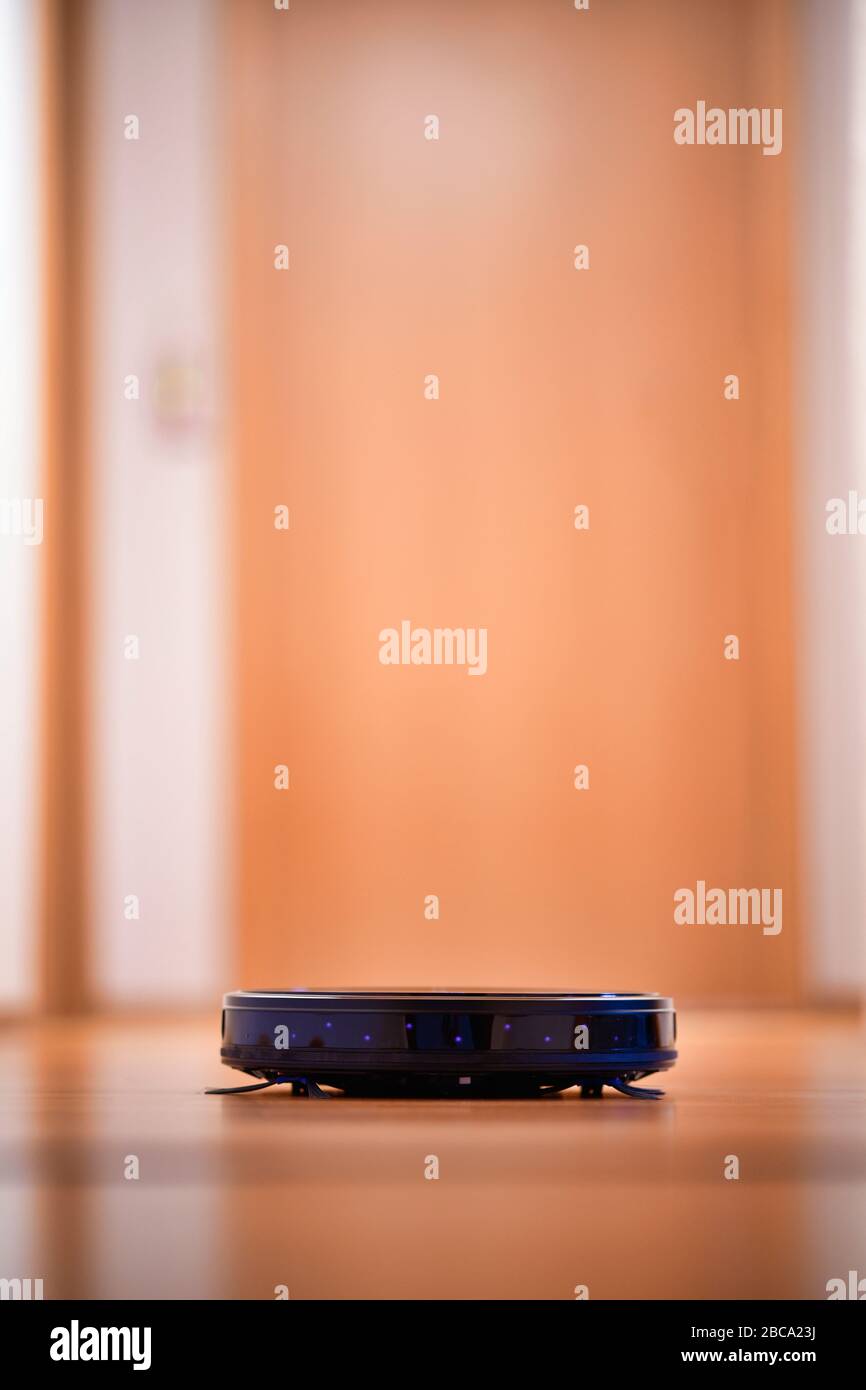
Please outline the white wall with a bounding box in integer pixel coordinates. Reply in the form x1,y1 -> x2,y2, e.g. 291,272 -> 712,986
89,0 -> 227,1006
0,0 -> 39,1008
797,0 -> 866,999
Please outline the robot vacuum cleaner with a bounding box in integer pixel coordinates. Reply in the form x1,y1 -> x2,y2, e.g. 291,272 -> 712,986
208,989 -> 676,1099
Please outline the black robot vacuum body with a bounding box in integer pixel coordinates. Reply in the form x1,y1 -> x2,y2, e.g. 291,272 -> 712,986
215,989 -> 677,1098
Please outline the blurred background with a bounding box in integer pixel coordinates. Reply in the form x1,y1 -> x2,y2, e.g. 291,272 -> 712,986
2,0 -> 865,1018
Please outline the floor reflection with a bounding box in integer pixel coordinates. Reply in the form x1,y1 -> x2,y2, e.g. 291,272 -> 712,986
0,1012 -> 862,1298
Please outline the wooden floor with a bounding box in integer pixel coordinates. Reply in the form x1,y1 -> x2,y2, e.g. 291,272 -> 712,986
0,1011 -> 864,1299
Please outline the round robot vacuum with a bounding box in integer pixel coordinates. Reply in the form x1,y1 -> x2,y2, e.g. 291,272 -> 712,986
210,988 -> 677,1099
